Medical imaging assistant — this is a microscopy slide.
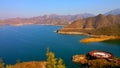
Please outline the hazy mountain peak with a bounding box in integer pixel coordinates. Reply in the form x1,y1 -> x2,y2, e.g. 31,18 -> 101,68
105,8 -> 120,15
97,14 -> 105,17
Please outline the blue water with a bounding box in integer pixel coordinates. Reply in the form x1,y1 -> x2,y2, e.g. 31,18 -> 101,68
0,25 -> 120,68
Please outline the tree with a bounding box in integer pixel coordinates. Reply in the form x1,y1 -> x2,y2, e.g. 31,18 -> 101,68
57,58 -> 66,68
46,48 -> 57,68
0,58 -> 4,68
46,48 -> 66,68
6,64 -> 14,68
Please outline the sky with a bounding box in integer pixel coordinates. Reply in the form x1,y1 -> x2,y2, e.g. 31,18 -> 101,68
0,0 -> 120,19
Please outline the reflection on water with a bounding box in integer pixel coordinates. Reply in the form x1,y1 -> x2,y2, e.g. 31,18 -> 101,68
102,39 -> 120,45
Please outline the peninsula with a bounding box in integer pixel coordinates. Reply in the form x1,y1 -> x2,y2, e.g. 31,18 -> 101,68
57,14 -> 120,43
72,50 -> 120,68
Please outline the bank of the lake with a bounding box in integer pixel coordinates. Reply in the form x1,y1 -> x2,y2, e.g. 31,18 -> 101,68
57,30 -> 120,43
80,35 -> 120,43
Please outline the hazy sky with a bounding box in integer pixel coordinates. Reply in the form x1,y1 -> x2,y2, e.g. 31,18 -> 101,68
0,0 -> 120,19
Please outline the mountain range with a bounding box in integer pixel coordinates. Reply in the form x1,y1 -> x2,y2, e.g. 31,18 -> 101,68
0,13 -> 94,26
62,14 -> 120,29
105,9 -> 120,15
0,9 -> 120,26
58,14 -> 120,36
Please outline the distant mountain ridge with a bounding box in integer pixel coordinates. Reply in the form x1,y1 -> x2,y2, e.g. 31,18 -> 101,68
0,8 -> 120,26
0,13 -> 94,26
105,8 -> 120,15
62,14 -> 120,29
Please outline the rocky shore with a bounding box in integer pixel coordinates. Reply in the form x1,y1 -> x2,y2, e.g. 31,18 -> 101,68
72,50 -> 120,68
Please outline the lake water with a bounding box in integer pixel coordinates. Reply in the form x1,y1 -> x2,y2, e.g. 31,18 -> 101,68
0,25 -> 120,68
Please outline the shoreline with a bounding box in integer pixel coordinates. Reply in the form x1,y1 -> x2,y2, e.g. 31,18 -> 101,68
80,35 -> 120,43
0,24 -> 65,27
57,31 -> 120,43
57,31 -> 90,35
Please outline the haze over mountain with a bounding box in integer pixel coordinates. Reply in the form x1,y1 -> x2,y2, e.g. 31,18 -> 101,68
0,13 -> 94,26
105,8 -> 120,15
0,9 -> 120,26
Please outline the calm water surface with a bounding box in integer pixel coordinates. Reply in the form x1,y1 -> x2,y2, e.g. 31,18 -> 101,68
0,25 -> 120,68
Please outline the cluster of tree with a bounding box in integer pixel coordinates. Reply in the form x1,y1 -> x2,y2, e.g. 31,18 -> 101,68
46,48 -> 66,68
0,58 -> 4,68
